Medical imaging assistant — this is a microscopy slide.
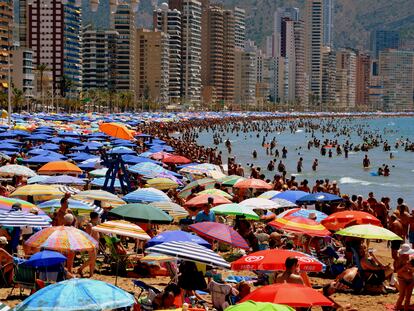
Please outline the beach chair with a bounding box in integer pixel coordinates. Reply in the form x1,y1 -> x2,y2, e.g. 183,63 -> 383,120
132,280 -> 160,299
9,263 -> 36,297
103,236 -> 135,276
165,261 -> 179,284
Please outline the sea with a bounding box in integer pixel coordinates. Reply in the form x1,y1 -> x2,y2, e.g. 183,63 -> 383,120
195,116 -> 414,207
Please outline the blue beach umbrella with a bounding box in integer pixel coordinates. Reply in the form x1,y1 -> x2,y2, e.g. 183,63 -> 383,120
71,153 -> 97,162
23,154 -> 66,165
39,143 -> 60,151
146,230 -> 211,248
122,155 -> 159,165
91,177 -> 121,188
128,162 -> 165,175
24,250 -> 67,268
13,278 -> 135,311
107,146 -> 136,155
0,143 -> 20,152
273,190 -> 309,204
38,198 -> 100,214
296,192 -> 343,205
42,175 -> 86,186
124,188 -> 172,203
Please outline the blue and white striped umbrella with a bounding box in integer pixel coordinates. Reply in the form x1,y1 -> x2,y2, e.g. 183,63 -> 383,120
37,199 -> 102,214
91,177 -> 121,188
124,188 -> 172,203
0,210 -> 51,227
42,175 -> 86,186
0,301 -> 10,311
146,241 -> 230,269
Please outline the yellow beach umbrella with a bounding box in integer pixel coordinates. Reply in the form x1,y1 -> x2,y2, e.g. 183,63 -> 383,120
92,220 -> 150,240
73,190 -> 125,206
146,178 -> 178,190
10,184 -> 64,199
196,188 -> 233,199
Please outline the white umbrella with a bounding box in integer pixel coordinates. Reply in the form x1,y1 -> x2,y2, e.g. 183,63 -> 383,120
0,164 -> 37,177
92,220 -> 150,240
0,210 -> 51,227
240,198 -> 293,210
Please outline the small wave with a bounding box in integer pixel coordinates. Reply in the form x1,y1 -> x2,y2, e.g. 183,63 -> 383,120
339,177 -> 371,186
388,122 -> 395,126
296,129 -> 304,133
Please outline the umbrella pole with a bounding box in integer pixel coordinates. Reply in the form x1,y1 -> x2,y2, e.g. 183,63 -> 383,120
115,258 -> 119,286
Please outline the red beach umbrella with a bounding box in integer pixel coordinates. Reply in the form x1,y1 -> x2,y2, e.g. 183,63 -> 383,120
241,283 -> 334,308
269,215 -> 331,237
321,211 -> 382,231
189,222 -> 249,249
231,249 -> 324,272
162,155 -> 192,164
234,178 -> 272,190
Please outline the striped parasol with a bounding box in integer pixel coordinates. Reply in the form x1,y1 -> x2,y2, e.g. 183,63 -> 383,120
240,198 -> 291,210
178,178 -> 216,199
57,186 -> 81,195
73,190 -> 125,205
0,164 -> 37,177
0,210 -> 51,227
218,175 -> 246,187
0,196 -> 37,212
258,190 -> 281,199
145,178 -> 178,190
37,199 -> 102,215
25,226 -> 98,252
149,202 -> 189,220
196,189 -> 233,199
0,302 -> 10,311
269,216 -> 331,237
92,220 -> 151,240
123,188 -> 172,204
10,185 -> 64,200
145,241 -> 230,269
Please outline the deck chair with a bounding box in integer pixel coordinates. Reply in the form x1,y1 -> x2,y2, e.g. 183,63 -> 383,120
9,263 -> 36,297
132,279 -> 161,299
208,280 -> 235,311
165,261 -> 179,284
103,236 -> 136,276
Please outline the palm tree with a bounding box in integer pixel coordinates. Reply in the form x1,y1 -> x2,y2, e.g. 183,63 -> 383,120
36,64 -> 49,110
12,88 -> 24,112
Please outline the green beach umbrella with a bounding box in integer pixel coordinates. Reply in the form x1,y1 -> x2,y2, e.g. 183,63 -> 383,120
218,175 -> 246,187
212,203 -> 260,220
197,188 -> 233,199
109,203 -> 173,224
336,224 -> 403,241
178,177 -> 216,199
225,301 -> 294,311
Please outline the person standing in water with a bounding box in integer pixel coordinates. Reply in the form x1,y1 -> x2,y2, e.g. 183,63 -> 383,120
363,155 -> 370,168
297,157 -> 303,173
312,159 -> 318,171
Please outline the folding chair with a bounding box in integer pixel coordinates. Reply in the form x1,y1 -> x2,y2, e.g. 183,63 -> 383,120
9,263 -> 37,297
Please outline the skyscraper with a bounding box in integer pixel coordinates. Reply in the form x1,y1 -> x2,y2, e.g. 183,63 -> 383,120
335,48 -> 356,111
355,52 -> 371,110
233,7 -> 245,49
28,0 -> 82,94
370,30 -> 400,59
321,46 -> 336,109
379,50 -> 414,111
323,0 -> 334,48
281,17 -> 295,102
305,0 -> 323,103
293,19 -> 307,107
235,42 -> 257,108
0,0 -> 13,92
154,3 -> 182,102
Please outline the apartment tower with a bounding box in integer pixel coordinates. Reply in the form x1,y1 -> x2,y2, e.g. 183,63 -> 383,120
0,0 -> 12,92
355,52 -> 371,110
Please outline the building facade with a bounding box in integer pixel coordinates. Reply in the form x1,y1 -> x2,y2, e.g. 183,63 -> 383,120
370,30 -> 400,59
233,7 -> 245,50
235,45 -> 256,108
323,0 -> 334,48
12,47 -> 34,98
335,48 -> 356,111
0,0 -> 12,92
321,46 -> 336,110
293,19 -> 307,108
355,52 -> 371,110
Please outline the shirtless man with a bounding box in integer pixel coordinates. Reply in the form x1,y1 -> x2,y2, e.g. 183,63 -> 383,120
363,155 -> 370,168
389,215 -> 404,260
275,257 -> 304,285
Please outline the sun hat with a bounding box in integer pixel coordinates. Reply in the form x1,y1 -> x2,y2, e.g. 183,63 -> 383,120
398,243 -> 414,255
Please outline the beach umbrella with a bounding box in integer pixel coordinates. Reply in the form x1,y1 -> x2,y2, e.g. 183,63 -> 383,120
99,122 -> 134,140
226,301 -> 294,311
73,190 -> 125,205
107,146 -> 136,155
196,188 -> 233,199
0,210 -> 51,227
240,198 -> 288,210
269,216 -> 331,237
127,162 -> 165,176
184,194 -> 232,208
240,283 -> 334,308
56,186 -> 81,195
37,199 -> 101,214
146,230 -> 211,248
89,168 -> 108,177
0,196 -> 37,212
211,203 -> 259,220
231,249 -> 325,272
149,202 -> 189,220
0,164 -> 37,177
189,222 -> 249,249
41,175 -> 86,186
218,175 -> 246,187
24,250 -> 67,268
91,177 -> 121,188
27,175 -> 49,184
150,151 -> 172,160
92,220 -> 150,240
122,154 -> 159,165
179,163 -> 220,177
146,177 -> 178,190
0,302 -> 10,311
178,178 -> 216,199
272,190 -> 308,204
277,208 -> 328,223
296,192 -> 343,205
258,190 -> 281,200
23,154 -> 67,165
25,226 -> 98,252
321,211 -> 382,231
0,143 -> 20,152
38,161 -> 82,175
234,178 -> 272,190
335,224 -> 402,240
10,185 -> 64,199
162,154 -> 191,165
13,278 -> 135,311
109,203 -> 173,224
140,253 -> 175,263
39,143 -> 60,151
145,241 -> 230,269
123,188 -> 172,203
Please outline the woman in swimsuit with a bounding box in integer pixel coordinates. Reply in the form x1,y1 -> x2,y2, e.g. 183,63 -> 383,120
395,244 -> 414,311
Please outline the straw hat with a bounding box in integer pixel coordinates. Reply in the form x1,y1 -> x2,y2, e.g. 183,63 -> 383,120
398,244 -> 414,255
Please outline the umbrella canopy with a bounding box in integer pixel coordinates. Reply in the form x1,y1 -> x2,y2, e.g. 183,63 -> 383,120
189,222 -> 249,249
145,241 -> 230,269
162,154 -> 191,164
269,216 -> 331,237
99,122 -> 134,140
0,210 -> 51,227
240,283 -> 333,308
180,163 -> 223,177
73,190 -> 125,205
184,194 -> 232,208
25,226 -> 98,252
146,230 -> 211,248
272,191 -> 309,204
149,202 -> 189,220
37,199 -> 101,214
24,250 -> 67,268
196,188 -> 233,199
0,196 -> 37,212
211,203 -> 259,220
0,302 -> 10,311
226,301 -> 294,311
240,198 -> 287,210
258,190 -> 281,199
42,175 -> 86,186
10,185 -> 64,199
38,161 -> 82,175
146,178 -> 178,190
234,178 -> 272,190
92,220 -> 150,240
13,278 -> 135,311
321,211 -> 382,231
109,203 -> 173,224
218,175 -> 246,187
336,224 -> 402,240
0,164 -> 37,177
296,192 -> 343,205
231,249 -> 325,272
178,178 -> 216,199
277,208 -> 328,223
89,168 -> 108,177
123,188 -> 172,203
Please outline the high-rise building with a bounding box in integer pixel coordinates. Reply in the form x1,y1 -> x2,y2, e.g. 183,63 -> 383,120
293,19 -> 307,108
153,3 -> 182,102
305,0 -> 323,103
222,9 -> 235,105
268,56 -> 285,105
0,0 -> 13,92
321,46 -> 336,109
135,29 -> 169,104
281,17 -> 295,102
379,50 -> 414,111
11,47 -> 34,98
323,0 -> 334,48
233,7 -> 245,49
28,0 -> 82,94
255,50 -> 271,105
335,48 -> 356,111
235,42 -> 257,107
112,2 -> 136,92
370,30 -> 400,59
270,7 -> 299,58
355,52 -> 371,110
18,0 -> 28,46
369,76 -> 384,111
82,28 -> 118,91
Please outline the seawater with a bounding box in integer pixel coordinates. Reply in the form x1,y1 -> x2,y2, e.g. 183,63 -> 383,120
195,117 -> 414,207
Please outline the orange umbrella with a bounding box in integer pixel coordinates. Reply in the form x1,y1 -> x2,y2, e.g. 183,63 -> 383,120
269,215 -> 331,237
184,194 -> 232,208
321,211 -> 382,231
234,178 -> 272,190
99,122 -> 134,140
38,161 -> 82,175
162,155 -> 191,164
